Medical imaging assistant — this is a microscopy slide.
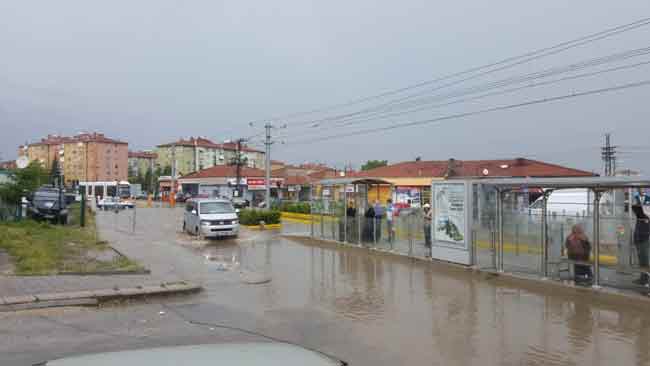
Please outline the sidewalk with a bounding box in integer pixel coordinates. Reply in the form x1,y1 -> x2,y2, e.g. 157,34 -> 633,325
0,207 -> 204,302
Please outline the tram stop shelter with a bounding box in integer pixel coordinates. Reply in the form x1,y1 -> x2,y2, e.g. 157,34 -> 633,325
312,177 -> 399,247
467,176 -> 650,291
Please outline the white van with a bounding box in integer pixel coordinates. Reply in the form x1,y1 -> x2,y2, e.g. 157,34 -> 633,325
183,198 -> 239,238
529,189 -> 615,217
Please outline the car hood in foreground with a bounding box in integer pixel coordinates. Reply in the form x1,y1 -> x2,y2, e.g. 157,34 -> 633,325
43,342 -> 342,366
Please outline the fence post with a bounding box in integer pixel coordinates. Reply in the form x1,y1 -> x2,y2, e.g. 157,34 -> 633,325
515,223 -> 519,256
541,191 -> 550,279
497,190 -> 504,272
80,189 -> 86,227
343,188 -> 348,243
592,191 -> 602,288
132,205 -> 137,234
408,214 -> 414,256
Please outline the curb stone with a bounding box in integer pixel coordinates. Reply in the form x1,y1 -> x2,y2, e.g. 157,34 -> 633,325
0,282 -> 202,312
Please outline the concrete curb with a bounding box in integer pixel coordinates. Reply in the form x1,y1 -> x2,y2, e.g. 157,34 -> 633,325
0,281 -> 202,312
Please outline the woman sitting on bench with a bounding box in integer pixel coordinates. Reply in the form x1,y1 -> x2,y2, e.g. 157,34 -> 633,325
565,224 -> 592,284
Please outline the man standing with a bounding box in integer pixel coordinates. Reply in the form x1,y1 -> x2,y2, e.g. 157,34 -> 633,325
423,203 -> 432,247
632,204 -> 650,285
386,199 -> 394,244
373,200 -> 384,242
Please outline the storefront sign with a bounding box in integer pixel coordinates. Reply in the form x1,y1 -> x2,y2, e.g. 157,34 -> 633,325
247,178 -> 283,190
226,178 -> 247,186
433,183 -> 465,246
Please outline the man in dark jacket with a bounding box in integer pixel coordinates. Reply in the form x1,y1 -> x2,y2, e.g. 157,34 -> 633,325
632,204 -> 650,285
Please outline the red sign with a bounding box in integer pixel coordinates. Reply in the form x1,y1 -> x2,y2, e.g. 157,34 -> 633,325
246,178 -> 283,190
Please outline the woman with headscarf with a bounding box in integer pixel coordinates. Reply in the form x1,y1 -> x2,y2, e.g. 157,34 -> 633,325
565,224 -> 592,283
632,204 -> 650,285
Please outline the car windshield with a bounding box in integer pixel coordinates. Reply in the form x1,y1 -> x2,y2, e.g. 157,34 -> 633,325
200,202 -> 234,214
34,191 -> 59,201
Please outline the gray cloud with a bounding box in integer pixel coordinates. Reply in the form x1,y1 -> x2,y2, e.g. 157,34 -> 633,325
1,0 -> 649,174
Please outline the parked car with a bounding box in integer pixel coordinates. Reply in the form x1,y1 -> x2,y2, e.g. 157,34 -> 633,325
98,196 -> 118,210
183,198 -> 239,238
176,192 -> 192,203
26,186 -> 68,224
231,197 -> 250,209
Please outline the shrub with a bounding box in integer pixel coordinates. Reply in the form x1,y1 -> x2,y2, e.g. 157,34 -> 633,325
280,201 -> 311,214
239,209 -> 281,225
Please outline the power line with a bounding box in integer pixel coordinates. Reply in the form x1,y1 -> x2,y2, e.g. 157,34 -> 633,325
274,58 -> 650,141
279,18 -> 650,128
283,79 -> 650,146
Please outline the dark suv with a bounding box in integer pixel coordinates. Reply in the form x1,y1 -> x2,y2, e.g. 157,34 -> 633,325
27,186 -> 69,224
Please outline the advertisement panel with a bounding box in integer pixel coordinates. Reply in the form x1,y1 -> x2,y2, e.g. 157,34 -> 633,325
394,186 -> 421,206
433,183 -> 466,246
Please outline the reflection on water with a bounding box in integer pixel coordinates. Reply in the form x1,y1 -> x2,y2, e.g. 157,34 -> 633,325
196,236 -> 650,366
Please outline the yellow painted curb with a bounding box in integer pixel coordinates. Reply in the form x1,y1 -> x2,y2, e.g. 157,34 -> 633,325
243,223 -> 282,230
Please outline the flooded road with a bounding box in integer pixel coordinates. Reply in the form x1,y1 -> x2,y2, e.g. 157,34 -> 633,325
187,231 -> 650,366
15,207 -> 644,366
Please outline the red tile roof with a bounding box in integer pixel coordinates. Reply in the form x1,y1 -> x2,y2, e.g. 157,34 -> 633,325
157,137 -> 220,148
284,175 -> 310,185
220,142 -> 263,154
29,133 -> 126,146
180,165 -> 283,179
360,158 -> 596,178
157,137 -> 264,153
128,151 -> 158,159
0,160 -> 17,169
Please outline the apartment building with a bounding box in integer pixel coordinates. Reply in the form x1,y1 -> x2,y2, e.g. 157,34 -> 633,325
18,134 -> 70,171
155,137 -> 265,177
128,151 -> 157,177
19,133 -> 128,185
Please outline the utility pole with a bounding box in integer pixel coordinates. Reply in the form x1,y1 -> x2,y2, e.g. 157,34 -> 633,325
171,143 -> 177,205
265,123 -> 272,209
601,133 -> 617,176
229,138 -> 246,198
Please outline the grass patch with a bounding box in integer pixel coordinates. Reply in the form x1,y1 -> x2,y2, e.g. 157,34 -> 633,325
0,204 -> 142,275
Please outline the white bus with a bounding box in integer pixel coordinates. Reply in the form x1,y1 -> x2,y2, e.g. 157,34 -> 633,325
79,181 -> 131,198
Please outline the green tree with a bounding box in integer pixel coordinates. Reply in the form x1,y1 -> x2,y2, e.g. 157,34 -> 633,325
50,159 -> 60,185
143,168 -> 153,193
361,160 -> 388,171
0,162 -> 49,205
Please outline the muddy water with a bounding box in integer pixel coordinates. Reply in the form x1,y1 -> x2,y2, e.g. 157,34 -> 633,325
192,233 -> 650,366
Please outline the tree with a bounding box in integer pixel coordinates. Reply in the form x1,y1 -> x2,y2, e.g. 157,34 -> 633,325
0,161 -> 48,205
50,158 -> 60,185
143,168 -> 153,193
361,160 -> 388,171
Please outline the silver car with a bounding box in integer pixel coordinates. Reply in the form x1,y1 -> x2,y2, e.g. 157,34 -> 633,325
183,198 -> 240,238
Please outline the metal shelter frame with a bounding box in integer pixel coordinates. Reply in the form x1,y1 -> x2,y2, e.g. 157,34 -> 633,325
314,177 -> 394,245
472,176 -> 650,288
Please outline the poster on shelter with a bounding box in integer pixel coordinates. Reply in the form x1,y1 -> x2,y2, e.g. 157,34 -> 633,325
433,183 -> 466,246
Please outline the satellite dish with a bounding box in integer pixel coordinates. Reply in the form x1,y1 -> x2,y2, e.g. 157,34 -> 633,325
16,156 -> 29,169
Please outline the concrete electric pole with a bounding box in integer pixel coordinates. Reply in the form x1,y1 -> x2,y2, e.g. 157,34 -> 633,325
265,123 -> 272,210
601,133 -> 617,176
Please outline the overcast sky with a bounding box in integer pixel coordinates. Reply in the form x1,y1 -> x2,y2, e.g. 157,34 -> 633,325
1,1 -> 650,173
